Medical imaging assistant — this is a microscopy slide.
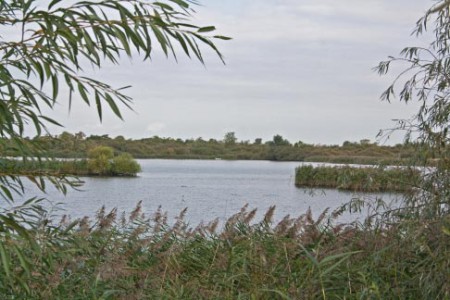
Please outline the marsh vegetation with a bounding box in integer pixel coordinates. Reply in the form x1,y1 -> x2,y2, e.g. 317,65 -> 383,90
295,165 -> 421,192
0,203 -> 448,299
0,146 -> 141,177
1,0 -> 450,298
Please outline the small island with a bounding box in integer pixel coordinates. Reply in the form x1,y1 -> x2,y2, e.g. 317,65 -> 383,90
295,165 -> 421,193
1,146 -> 141,177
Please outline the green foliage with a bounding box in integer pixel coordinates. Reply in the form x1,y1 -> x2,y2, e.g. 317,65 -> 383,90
0,156 -> 140,177
376,0 -> 450,218
0,0 -> 227,200
223,131 -> 237,145
0,0 -> 226,137
87,146 -> 114,175
87,145 -> 115,160
27,132 -> 418,164
86,146 -> 140,176
0,204 -> 448,299
270,134 -> 291,146
295,165 -> 421,192
0,158 -> 89,177
112,153 -> 141,175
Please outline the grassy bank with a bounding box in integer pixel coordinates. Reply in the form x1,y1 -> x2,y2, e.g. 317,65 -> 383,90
0,146 -> 141,177
0,203 -> 448,299
295,165 -> 421,192
0,159 -> 90,176
0,158 -> 140,177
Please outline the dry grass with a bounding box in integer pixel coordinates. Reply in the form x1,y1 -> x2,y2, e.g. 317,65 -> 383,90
0,199 -> 448,299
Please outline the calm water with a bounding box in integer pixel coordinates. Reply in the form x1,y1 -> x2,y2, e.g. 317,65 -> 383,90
19,159 -> 401,225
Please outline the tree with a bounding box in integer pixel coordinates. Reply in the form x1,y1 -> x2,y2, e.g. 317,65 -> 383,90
87,146 -> 114,175
359,139 -> 371,146
59,131 -> 75,149
0,0 -> 228,200
376,1 -> 450,147
271,134 -> 290,146
376,0 -> 450,217
223,132 -> 237,145
87,146 -> 140,175
112,153 -> 141,175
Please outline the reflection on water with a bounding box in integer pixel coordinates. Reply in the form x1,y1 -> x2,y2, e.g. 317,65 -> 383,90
18,159 -> 402,225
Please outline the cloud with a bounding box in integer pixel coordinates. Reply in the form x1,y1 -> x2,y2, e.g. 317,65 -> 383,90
34,0 -> 430,144
196,0 -> 430,45
146,122 -> 166,133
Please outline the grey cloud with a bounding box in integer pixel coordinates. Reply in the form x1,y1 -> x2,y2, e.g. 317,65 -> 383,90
39,0 -> 431,145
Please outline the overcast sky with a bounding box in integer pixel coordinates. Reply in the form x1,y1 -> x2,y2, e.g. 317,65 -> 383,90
44,0 -> 433,145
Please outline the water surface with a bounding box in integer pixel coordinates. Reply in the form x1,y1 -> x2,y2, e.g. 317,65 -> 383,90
19,159 -> 400,225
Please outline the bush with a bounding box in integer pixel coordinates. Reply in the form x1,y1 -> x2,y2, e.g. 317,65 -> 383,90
112,153 -> 141,175
87,146 -> 140,176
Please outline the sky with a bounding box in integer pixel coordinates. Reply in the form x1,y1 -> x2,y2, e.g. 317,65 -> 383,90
43,0 -> 433,145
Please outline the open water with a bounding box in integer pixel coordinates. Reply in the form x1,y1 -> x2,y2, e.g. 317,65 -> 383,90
17,159 -> 402,225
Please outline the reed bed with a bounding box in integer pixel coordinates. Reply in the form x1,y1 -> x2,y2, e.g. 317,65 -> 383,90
0,159 -> 90,176
0,159 -> 138,177
295,165 -> 421,192
0,201 -> 448,299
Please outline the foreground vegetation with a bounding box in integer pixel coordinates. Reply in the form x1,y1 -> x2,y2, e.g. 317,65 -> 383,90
0,202 -> 448,299
295,165 -> 421,192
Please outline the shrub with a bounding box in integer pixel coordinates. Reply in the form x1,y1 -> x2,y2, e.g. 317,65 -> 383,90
112,153 -> 141,175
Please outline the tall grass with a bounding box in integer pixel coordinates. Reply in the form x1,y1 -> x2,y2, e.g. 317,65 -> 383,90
295,165 -> 421,192
0,159 -> 139,177
0,201 -> 448,299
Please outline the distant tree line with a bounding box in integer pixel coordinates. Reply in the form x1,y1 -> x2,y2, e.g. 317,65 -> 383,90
0,131 -> 420,165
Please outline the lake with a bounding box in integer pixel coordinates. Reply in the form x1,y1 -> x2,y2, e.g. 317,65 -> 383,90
18,159 -> 402,225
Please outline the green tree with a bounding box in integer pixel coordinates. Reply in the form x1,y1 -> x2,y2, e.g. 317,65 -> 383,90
271,134 -> 291,146
0,0 -> 227,200
58,131 -> 75,149
112,153 -> 141,175
87,146 -> 114,175
223,132 -> 237,145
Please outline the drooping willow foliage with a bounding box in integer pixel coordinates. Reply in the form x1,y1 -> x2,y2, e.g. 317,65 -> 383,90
0,0 -> 229,201
376,0 -> 450,218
